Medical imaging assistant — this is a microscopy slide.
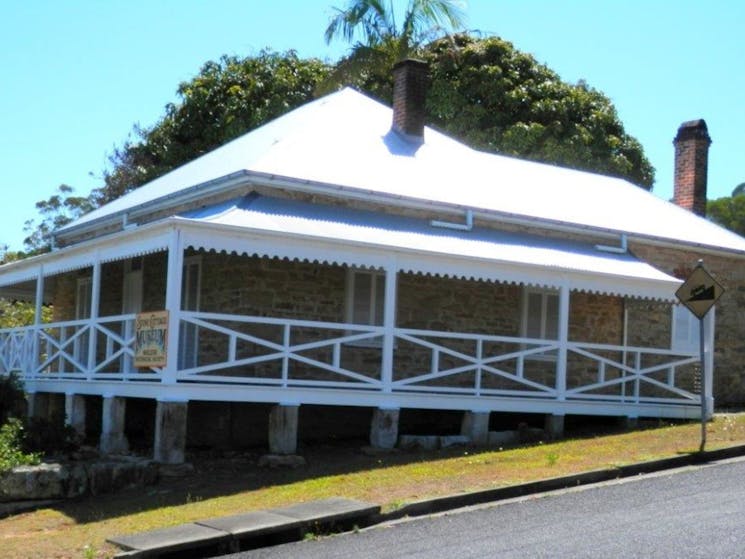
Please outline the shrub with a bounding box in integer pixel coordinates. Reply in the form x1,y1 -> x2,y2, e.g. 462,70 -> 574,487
0,372 -> 25,424
0,418 -> 40,473
23,417 -> 80,456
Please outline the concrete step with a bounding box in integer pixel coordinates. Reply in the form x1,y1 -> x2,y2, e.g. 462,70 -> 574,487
108,497 -> 380,558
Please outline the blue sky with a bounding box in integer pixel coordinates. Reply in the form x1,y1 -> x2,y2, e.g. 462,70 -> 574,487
1,1 -> 743,251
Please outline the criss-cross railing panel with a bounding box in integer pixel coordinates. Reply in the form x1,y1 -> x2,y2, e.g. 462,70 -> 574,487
175,312 -> 384,388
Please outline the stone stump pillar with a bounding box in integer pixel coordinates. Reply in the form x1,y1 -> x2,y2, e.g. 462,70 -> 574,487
369,408 -> 399,449
64,394 -> 86,439
461,411 -> 490,446
154,400 -> 188,464
26,392 -> 50,420
100,396 -> 129,454
544,414 -> 565,440
268,404 -> 299,455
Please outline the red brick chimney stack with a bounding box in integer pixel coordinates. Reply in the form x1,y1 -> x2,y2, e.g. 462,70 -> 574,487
391,59 -> 428,141
673,119 -> 711,217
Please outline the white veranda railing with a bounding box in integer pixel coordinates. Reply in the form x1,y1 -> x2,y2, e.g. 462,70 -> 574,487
0,312 -> 700,407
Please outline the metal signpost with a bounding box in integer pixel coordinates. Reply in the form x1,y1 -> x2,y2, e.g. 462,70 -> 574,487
675,260 -> 724,452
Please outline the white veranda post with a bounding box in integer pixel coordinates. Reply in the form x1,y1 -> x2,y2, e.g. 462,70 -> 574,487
381,258 -> 398,393
555,282 -> 570,400
87,254 -> 102,378
164,229 -> 184,384
32,265 -> 44,372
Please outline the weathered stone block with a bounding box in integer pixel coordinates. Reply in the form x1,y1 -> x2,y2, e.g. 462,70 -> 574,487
461,411 -> 490,446
398,435 -> 439,450
439,435 -> 471,448
87,458 -> 158,496
268,404 -> 299,455
487,430 -> 518,446
0,463 -> 65,501
154,401 -> 187,464
369,408 -> 399,449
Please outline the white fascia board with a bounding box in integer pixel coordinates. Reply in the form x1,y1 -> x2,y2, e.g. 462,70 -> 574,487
176,218 -> 680,301
240,173 -> 745,258
54,167 -> 745,260
54,171 -> 253,242
0,222 -> 174,287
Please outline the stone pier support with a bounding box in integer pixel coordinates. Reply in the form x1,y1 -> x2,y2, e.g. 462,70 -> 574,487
268,404 -> 299,455
26,392 -> 50,420
369,408 -> 399,449
65,394 -> 86,438
154,400 -> 188,464
100,396 -> 129,454
461,411 -> 490,446
544,414 -> 565,440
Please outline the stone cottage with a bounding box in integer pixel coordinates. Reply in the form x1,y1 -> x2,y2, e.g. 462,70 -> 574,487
1,60 -> 744,463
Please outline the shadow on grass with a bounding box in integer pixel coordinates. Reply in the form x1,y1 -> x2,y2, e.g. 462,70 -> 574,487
51,416 -> 704,525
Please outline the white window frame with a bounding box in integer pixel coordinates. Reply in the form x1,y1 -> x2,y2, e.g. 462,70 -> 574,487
179,255 -> 202,369
345,268 -> 386,347
122,258 -> 144,373
521,287 -> 559,361
74,276 -> 92,367
671,303 -> 700,353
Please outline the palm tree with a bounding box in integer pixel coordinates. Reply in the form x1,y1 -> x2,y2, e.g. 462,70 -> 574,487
321,0 -> 466,95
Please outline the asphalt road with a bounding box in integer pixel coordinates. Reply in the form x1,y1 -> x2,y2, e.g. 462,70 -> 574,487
227,457 -> 745,558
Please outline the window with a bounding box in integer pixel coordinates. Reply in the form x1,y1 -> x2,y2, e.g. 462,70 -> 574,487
521,287 -> 559,361
346,269 -> 386,326
522,288 -> 559,340
178,256 -> 201,369
122,258 -> 144,373
74,277 -> 92,368
671,304 -> 700,352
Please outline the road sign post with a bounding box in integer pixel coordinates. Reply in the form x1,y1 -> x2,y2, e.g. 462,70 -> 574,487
675,260 -> 724,452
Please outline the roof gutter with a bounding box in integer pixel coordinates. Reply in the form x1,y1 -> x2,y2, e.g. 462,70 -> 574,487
54,169 -> 745,260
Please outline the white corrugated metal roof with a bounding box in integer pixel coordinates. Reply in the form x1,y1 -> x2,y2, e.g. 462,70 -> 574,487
177,194 -> 681,298
62,88 -> 745,254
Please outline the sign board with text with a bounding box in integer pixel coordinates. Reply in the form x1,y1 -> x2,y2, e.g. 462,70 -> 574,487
134,311 -> 169,368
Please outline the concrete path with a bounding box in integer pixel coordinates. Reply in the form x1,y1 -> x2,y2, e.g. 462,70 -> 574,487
108,497 -> 379,557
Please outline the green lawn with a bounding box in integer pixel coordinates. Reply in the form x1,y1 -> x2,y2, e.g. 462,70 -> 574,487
1,414 -> 744,558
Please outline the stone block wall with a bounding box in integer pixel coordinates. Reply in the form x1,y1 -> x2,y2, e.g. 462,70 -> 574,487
630,242 -> 745,405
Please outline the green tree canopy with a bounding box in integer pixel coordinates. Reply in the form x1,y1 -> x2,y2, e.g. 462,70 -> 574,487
325,0 -> 465,60
708,194 -> 745,237
96,50 -> 331,207
23,36 -> 655,254
23,184 -> 93,255
321,0 -> 465,95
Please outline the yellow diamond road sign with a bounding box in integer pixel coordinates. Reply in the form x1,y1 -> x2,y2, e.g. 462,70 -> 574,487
675,265 -> 724,319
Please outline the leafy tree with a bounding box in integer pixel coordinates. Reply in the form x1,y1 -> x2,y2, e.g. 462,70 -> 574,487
97,50 -> 331,206
325,0 -> 465,60
23,35 -> 655,250
423,35 -> 653,188
321,0 -> 465,96
22,184 -> 93,255
707,184 -> 745,237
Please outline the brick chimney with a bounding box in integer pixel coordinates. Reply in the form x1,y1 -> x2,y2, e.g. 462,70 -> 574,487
391,59 -> 428,141
673,119 -> 711,217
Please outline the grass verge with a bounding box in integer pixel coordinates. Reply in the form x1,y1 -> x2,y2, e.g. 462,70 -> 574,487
1,414 -> 744,558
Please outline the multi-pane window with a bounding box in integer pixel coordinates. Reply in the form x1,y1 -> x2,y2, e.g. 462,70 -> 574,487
347,269 -> 386,326
178,256 -> 201,369
523,288 -> 559,340
74,277 -> 92,367
671,304 -> 700,352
